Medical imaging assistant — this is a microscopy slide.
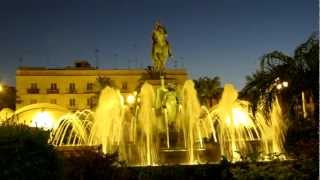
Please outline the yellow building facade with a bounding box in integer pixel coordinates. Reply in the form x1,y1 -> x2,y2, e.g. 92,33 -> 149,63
16,66 -> 188,111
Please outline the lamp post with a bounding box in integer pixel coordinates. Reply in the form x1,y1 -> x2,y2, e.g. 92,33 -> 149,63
267,78 -> 288,115
269,77 -> 288,92
273,77 -> 288,91
301,91 -> 307,118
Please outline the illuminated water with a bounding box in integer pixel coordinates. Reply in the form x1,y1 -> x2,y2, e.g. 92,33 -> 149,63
6,80 -> 287,165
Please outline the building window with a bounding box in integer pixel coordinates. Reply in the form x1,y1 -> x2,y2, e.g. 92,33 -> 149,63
121,81 -> 128,90
47,83 -> 59,94
69,83 -> 76,93
27,83 -> 39,94
30,99 -> 37,104
69,98 -> 76,107
87,98 -> 92,107
51,83 -> 57,90
87,83 -> 93,91
31,83 -> 37,89
50,99 -> 57,104
87,98 -> 91,106
87,96 -> 96,108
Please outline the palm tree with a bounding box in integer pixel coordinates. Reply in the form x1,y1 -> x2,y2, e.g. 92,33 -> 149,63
0,85 -> 16,110
194,76 -> 223,107
241,33 -> 319,120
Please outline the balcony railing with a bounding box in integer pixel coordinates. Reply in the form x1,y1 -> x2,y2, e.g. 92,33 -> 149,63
68,106 -> 78,111
27,88 -> 39,94
47,89 -> 59,94
68,89 -> 77,94
16,97 -> 22,104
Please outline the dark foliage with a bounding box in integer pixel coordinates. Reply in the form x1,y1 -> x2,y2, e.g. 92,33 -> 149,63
285,118 -> 318,160
240,33 -> 319,120
63,151 -> 127,180
231,160 -> 318,180
194,76 -> 223,107
0,86 -> 16,110
63,153 -> 234,180
96,76 -> 116,89
0,124 -> 63,180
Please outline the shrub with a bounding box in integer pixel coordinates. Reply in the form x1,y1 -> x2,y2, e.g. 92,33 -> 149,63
0,124 -> 63,180
231,160 -> 318,180
63,151 -> 126,180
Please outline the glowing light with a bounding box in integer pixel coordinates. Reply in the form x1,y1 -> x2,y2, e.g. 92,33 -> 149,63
133,91 -> 137,96
0,84 -> 3,92
232,108 -> 253,127
224,108 -> 253,127
225,116 -> 231,126
127,94 -> 135,105
282,81 -> 288,87
30,111 -> 55,130
276,84 -> 282,90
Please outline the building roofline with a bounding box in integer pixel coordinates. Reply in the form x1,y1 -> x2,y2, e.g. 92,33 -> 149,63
16,67 -> 188,76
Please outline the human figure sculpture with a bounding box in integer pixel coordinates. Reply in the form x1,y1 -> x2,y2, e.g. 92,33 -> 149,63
162,83 -> 178,125
151,21 -> 172,74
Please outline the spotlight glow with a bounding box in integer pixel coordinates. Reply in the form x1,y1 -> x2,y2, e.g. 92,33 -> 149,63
127,94 -> 135,105
276,84 -> 282,90
282,81 -> 288,87
232,108 -> 253,127
31,111 -> 55,130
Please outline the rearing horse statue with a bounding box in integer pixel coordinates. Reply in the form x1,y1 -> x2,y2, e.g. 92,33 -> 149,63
151,22 -> 172,74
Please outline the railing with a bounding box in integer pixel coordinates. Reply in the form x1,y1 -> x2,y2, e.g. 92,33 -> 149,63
68,89 -> 77,94
85,89 -> 97,93
27,88 -> 39,94
68,106 -> 78,110
47,89 -> 59,94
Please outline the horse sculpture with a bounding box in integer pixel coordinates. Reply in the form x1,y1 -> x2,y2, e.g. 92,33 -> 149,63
151,22 -> 172,74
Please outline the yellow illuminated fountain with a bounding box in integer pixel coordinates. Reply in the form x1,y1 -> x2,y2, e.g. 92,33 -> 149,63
210,84 -> 287,162
3,79 -> 287,165
46,80 -> 287,165
4,22 -> 288,165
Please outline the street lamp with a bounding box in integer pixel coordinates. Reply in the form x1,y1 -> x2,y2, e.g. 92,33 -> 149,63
273,78 -> 288,91
127,94 -> 135,105
276,84 -> 282,90
282,81 -> 288,88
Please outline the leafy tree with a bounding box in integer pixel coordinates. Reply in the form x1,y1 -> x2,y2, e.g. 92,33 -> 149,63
0,85 -> 16,110
194,76 -> 223,107
87,76 -> 117,109
0,124 -> 63,180
241,33 -> 319,120
96,76 -> 116,90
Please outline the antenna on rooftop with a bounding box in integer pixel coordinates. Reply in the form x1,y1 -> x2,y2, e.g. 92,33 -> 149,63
18,57 -> 23,67
174,58 -> 178,68
179,57 -> 184,68
128,59 -> 131,69
94,49 -> 100,69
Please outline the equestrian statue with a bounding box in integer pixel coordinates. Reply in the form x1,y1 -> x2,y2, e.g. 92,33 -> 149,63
151,21 -> 172,74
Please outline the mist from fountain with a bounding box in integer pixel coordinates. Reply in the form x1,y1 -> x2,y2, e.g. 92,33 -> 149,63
210,84 -> 287,161
48,80 -> 287,165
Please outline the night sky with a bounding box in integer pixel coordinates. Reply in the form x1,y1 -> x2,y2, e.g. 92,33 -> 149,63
0,0 -> 317,89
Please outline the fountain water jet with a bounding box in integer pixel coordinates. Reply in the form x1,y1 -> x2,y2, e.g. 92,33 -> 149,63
45,81 -> 287,165
210,84 -> 287,161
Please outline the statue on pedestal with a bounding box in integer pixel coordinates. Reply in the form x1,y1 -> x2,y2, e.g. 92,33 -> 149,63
151,21 -> 172,74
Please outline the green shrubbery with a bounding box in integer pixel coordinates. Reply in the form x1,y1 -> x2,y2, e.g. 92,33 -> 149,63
231,159 -> 318,180
63,151 -> 126,180
0,124 -> 63,180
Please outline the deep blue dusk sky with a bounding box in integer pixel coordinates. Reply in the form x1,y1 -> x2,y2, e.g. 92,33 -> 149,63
0,0 -> 317,89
